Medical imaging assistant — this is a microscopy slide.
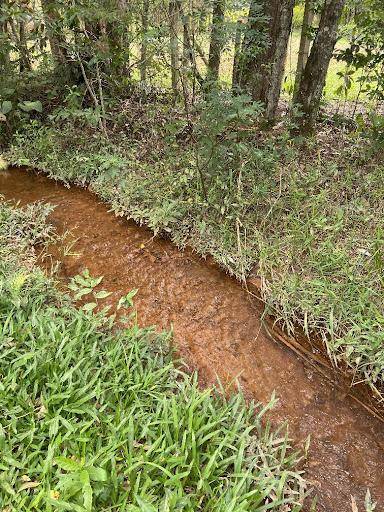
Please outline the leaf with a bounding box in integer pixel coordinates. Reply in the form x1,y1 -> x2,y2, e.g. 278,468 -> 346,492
0,480 -> 15,496
117,289 -> 138,309
83,483 -> 93,512
79,471 -> 92,511
1,101 -> 12,115
135,496 -> 157,512
67,282 -> 80,292
351,497 -> 358,512
94,290 -> 112,299
19,480 -> 40,491
74,288 -> 93,300
55,456 -> 82,472
82,302 -> 97,312
48,498 -> 86,511
87,466 -> 108,482
18,100 -> 43,113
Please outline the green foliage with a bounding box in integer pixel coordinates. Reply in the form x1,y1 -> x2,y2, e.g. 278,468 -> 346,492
336,0 -> 384,101
355,111 -> 384,148
292,4 -> 305,31
7,120 -> 384,395
196,91 -> 264,199
67,269 -> 114,313
0,197 -> 56,268
0,74 -> 50,143
0,200 -> 306,511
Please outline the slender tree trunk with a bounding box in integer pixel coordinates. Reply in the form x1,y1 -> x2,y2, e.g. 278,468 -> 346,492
179,6 -> 204,103
236,0 -> 263,90
0,2 -> 10,73
181,11 -> 192,104
18,20 -> 31,72
207,0 -> 225,83
232,19 -> 243,89
140,0 -> 150,82
294,0 -> 314,97
169,0 -> 181,101
118,0 -> 131,79
238,0 -> 295,121
264,0 -> 295,120
292,0 -> 346,133
107,0 -> 131,77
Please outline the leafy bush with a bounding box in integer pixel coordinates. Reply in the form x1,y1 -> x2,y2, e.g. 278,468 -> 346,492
355,112 -> 384,149
336,0 -> 384,102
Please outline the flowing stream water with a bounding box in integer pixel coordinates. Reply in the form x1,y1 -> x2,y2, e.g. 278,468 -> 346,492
1,167 -> 383,511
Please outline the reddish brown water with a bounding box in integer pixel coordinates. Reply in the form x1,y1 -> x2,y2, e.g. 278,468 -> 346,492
1,167 -> 383,512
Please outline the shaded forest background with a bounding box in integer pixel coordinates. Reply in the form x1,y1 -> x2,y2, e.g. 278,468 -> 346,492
0,0 -> 383,138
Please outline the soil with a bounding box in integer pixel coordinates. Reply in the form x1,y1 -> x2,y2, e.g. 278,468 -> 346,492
1,167 -> 383,512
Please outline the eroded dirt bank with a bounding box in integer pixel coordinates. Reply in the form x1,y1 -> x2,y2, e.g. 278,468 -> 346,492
1,167 -> 383,511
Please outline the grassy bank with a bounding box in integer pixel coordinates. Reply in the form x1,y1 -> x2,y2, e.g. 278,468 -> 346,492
0,199 -> 306,510
6,118 -> 384,398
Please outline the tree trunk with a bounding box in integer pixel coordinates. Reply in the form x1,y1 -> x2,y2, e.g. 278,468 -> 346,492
140,0 -> 150,82
169,0 -> 181,101
264,0 -> 295,120
181,11 -> 192,105
292,0 -> 346,133
181,11 -> 204,86
18,20 -> 31,72
236,0 -> 264,91
238,0 -> 295,121
118,0 -> 131,79
105,0 -> 131,77
207,0 -> 225,83
231,19 -> 243,89
0,1 -> 10,73
178,5 -> 204,109
294,0 -> 314,97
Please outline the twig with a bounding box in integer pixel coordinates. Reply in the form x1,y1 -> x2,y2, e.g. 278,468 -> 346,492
77,54 -> 107,137
263,320 -> 384,424
96,61 -> 108,137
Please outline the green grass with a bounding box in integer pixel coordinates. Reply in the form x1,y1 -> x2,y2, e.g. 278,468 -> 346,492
6,118 -> 384,399
0,200 -> 306,510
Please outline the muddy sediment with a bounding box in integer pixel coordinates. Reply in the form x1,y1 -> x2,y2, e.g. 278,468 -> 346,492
1,167 -> 383,512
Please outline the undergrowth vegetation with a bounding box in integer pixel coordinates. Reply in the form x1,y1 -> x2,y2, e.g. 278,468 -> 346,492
6,103 -> 384,396
7,108 -> 384,394
0,199 -> 306,510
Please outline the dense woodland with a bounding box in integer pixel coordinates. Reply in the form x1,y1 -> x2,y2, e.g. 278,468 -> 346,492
0,1 -> 384,511
0,0 -> 383,134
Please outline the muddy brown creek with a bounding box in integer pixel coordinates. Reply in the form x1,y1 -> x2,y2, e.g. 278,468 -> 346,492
1,167 -> 383,512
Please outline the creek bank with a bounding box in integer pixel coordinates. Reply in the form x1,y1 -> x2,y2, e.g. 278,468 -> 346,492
1,167 -> 383,512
